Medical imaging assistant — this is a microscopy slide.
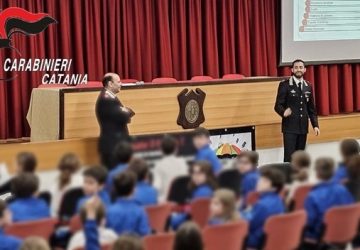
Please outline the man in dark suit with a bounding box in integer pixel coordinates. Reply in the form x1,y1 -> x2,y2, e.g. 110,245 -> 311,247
96,73 -> 135,169
274,59 -> 320,162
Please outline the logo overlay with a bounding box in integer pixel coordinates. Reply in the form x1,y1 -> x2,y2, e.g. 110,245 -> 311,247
0,7 -> 87,84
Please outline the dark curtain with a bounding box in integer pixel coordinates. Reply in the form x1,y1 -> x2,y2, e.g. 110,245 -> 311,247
0,0 -> 359,139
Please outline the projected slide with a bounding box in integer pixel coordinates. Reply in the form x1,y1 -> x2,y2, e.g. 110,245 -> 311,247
294,0 -> 360,41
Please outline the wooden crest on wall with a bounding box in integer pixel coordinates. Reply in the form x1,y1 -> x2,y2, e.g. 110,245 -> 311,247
177,88 -> 206,129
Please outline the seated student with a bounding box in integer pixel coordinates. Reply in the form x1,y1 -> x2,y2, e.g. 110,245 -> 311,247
0,152 -> 37,196
68,202 -> 117,250
170,161 -> 217,229
9,173 -> 50,222
82,196 -> 144,250
241,167 -> 285,249
193,127 -> 222,174
174,222 -> 204,250
106,170 -> 150,236
304,157 -> 354,245
332,139 -> 360,183
346,155 -> 360,201
50,153 -> 83,216
105,141 -> 133,194
235,151 -> 259,207
128,158 -> 158,206
286,150 -> 312,206
0,200 -> 22,250
208,189 -> 239,225
20,237 -> 50,250
153,135 -> 188,202
76,166 -> 111,211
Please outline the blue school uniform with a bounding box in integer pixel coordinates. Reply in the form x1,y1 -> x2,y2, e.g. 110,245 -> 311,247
133,181 -> 158,206
304,181 -> 354,240
9,198 -> 50,222
332,163 -> 348,183
105,163 -> 128,193
106,198 -> 150,236
76,189 -> 111,212
241,170 -> 259,202
195,145 -> 222,174
0,229 -> 22,250
84,220 -> 99,250
241,191 -> 285,249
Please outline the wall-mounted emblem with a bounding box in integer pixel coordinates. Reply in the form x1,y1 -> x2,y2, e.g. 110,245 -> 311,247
177,88 -> 206,129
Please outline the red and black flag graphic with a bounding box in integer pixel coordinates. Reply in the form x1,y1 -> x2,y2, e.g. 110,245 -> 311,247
0,7 -> 56,49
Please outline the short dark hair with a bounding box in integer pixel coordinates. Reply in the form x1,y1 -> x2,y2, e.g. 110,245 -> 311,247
113,234 -> 143,250
83,166 -> 108,185
102,75 -> 113,87
193,127 -> 210,138
315,157 -> 334,181
292,59 -> 305,68
291,150 -> 311,168
17,152 -> 37,173
114,141 -> 133,164
174,222 -> 203,250
161,135 -> 177,155
113,170 -> 136,197
11,173 -> 39,198
347,155 -> 360,179
340,139 -> 360,164
0,200 -> 6,218
79,202 -> 105,225
237,151 -> 259,166
128,158 -> 149,182
260,167 -> 285,192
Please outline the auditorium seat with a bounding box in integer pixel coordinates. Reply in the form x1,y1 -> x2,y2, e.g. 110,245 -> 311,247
190,198 -> 211,228
5,218 -> 58,240
222,74 -> 245,80
145,203 -> 174,233
217,169 -> 241,197
69,214 -> 82,233
191,75 -> 213,81
58,187 -> 84,221
121,78 -> 138,83
203,221 -> 248,250
290,184 -> 313,211
263,211 -> 307,250
322,204 -> 360,247
143,233 -> 175,250
152,77 -> 177,83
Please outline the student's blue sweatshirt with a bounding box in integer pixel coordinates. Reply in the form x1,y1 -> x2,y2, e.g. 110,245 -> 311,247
105,163 -> 128,193
195,145 -> 222,174
0,228 -> 22,250
9,197 -> 50,222
76,189 -> 112,211
331,163 -> 348,183
133,181 -> 158,206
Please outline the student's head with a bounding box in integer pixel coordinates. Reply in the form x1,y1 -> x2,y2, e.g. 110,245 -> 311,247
340,139 -> 360,165
114,141 -> 133,165
128,158 -> 149,182
112,234 -> 143,250
16,152 -> 37,174
174,222 -> 203,250
210,189 -> 239,222
20,237 -> 50,250
190,161 -> 217,188
256,167 -> 285,193
235,151 -> 259,174
161,134 -> 178,155
291,59 -> 306,79
113,170 -> 136,198
79,202 -> 106,226
192,127 -> 210,150
11,173 -> 39,198
58,153 -> 81,189
102,72 -> 121,94
348,155 -> 360,180
315,157 -> 335,181
82,166 -> 108,196
0,200 -> 12,227
291,150 -> 311,170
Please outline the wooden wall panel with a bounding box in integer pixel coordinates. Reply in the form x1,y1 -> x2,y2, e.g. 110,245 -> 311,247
63,80 -> 281,139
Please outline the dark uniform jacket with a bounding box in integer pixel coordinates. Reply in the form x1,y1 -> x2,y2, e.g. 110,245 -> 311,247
95,89 -> 135,154
274,77 -> 319,134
